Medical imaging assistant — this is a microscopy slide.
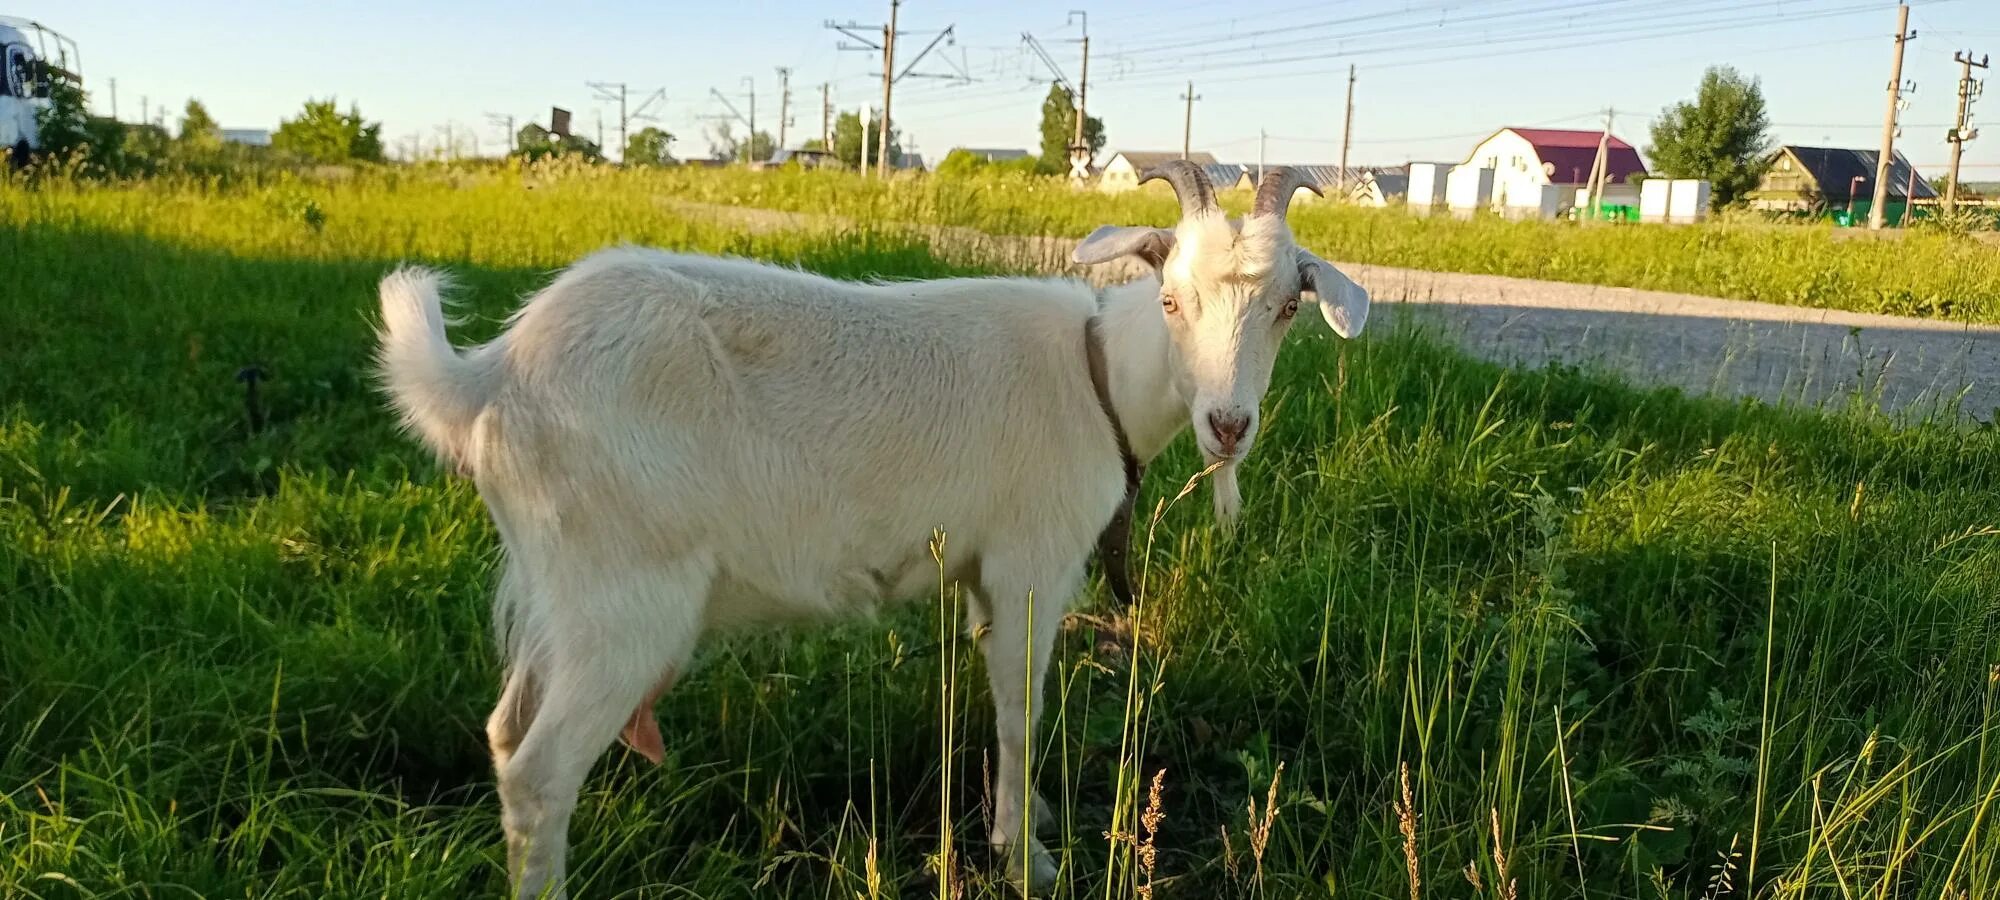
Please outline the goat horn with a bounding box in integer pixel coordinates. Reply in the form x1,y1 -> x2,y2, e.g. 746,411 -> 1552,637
1137,159 -> 1218,219
1252,167 -> 1322,220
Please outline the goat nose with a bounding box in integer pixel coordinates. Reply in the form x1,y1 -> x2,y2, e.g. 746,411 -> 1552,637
1208,410 -> 1250,454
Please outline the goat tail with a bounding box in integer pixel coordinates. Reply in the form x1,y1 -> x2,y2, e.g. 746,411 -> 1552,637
376,266 -> 493,474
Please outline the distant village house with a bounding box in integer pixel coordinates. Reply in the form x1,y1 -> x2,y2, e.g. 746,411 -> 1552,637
1748,145 -> 1936,222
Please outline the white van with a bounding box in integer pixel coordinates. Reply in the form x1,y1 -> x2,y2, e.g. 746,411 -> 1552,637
0,17 -> 81,166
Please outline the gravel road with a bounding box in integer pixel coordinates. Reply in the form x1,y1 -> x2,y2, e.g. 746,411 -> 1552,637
1346,264 -> 2000,422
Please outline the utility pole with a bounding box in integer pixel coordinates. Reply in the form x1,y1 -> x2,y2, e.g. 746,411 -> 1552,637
487,113 -> 517,154
141,96 -> 148,131
829,3 -> 966,177
821,82 -> 832,148
1180,81 -> 1200,160
108,77 -> 117,120
746,76 -> 758,162
1258,129 -> 1267,182
1338,65 -> 1356,193
861,106 -> 872,178
1069,10 -> 1090,179
588,81 -> 667,162
880,0 -> 899,176
1870,3 -> 1916,229
1587,107 -> 1614,219
1946,50 -> 1989,212
776,67 -> 792,151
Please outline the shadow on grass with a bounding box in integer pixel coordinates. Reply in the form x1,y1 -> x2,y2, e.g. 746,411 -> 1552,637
4,222 -> 1999,897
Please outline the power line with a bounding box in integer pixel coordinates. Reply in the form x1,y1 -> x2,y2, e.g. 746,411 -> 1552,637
1100,0 -> 1881,87
485,112 -> 517,155
1106,0 -> 1672,63
1094,0 -> 1905,92
826,1 -> 968,176
586,81 -> 666,161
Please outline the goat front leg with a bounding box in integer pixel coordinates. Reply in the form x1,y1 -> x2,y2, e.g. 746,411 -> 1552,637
978,558 -> 1079,894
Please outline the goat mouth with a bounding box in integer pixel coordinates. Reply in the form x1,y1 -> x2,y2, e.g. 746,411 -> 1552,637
1200,443 -> 1246,465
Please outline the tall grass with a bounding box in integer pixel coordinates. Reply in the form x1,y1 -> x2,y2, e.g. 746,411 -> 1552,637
3,173 -> 1998,898
651,165 -> 2000,322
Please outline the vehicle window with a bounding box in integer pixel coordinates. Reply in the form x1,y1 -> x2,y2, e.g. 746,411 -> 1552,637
7,48 -> 35,99
0,47 -> 18,98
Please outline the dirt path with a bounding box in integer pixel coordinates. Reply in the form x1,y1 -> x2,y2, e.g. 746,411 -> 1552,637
667,199 -> 2000,422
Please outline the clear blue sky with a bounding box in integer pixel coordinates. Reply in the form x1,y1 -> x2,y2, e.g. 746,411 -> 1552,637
31,0 -> 2000,175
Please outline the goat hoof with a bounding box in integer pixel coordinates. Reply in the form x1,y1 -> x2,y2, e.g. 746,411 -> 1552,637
1004,840 -> 1060,896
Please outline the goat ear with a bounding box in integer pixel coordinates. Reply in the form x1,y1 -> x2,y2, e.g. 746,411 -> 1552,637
1073,225 -> 1175,270
1297,249 -> 1370,339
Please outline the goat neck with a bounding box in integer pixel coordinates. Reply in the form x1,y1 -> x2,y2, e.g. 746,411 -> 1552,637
1095,276 -> 1188,465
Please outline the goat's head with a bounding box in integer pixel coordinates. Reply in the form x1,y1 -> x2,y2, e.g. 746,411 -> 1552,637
1073,162 -> 1370,521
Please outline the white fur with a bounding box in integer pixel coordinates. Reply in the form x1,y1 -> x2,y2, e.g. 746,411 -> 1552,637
377,200 -> 1364,897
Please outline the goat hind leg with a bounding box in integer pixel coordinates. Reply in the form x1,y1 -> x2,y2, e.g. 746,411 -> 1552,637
495,558 -> 711,900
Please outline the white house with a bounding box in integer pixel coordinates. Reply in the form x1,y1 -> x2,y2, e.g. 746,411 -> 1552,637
1460,127 -> 1648,212
1098,150 -> 1219,192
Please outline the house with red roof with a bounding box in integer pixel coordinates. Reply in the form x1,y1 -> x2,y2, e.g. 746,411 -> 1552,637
1460,127 -> 1649,211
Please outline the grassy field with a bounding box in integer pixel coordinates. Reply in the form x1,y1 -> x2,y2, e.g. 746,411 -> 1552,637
4,170 -> 2000,899
651,165 -> 2000,323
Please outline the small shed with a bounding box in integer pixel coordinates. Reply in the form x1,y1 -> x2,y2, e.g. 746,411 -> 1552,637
1350,171 -> 1409,207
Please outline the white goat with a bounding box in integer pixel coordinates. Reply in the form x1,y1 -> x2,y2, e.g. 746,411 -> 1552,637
375,163 -> 1367,898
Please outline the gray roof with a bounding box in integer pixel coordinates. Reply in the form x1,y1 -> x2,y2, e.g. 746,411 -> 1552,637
1358,172 -> 1409,196
954,147 -> 1032,161
1203,163 -> 1246,188
1111,150 -> 1220,170
1236,164 -> 1400,189
1775,145 -> 1938,201
221,128 -> 271,146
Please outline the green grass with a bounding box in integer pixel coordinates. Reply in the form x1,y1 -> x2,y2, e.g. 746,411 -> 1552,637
4,171 -> 2000,899
649,165 -> 2000,322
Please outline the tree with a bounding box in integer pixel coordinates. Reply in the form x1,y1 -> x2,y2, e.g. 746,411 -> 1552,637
31,79 -> 141,176
830,110 -> 901,169
1037,84 -> 1104,176
1647,66 -> 1774,208
706,121 -> 778,163
272,99 -> 384,164
623,126 -> 676,166
178,99 -> 222,152
512,123 -> 602,162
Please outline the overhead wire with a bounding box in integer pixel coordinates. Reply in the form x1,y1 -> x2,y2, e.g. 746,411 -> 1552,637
1092,0 -> 1909,92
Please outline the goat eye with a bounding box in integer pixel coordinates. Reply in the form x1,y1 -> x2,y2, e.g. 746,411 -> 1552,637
1161,293 -> 1180,314
1280,297 -> 1300,319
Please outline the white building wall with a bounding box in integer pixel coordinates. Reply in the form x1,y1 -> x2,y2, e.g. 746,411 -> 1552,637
1463,131 -> 1549,210
1408,163 -> 1453,209
1098,156 -> 1143,193
1668,179 -> 1711,222
1445,166 -> 1495,211
1639,179 -> 1672,222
